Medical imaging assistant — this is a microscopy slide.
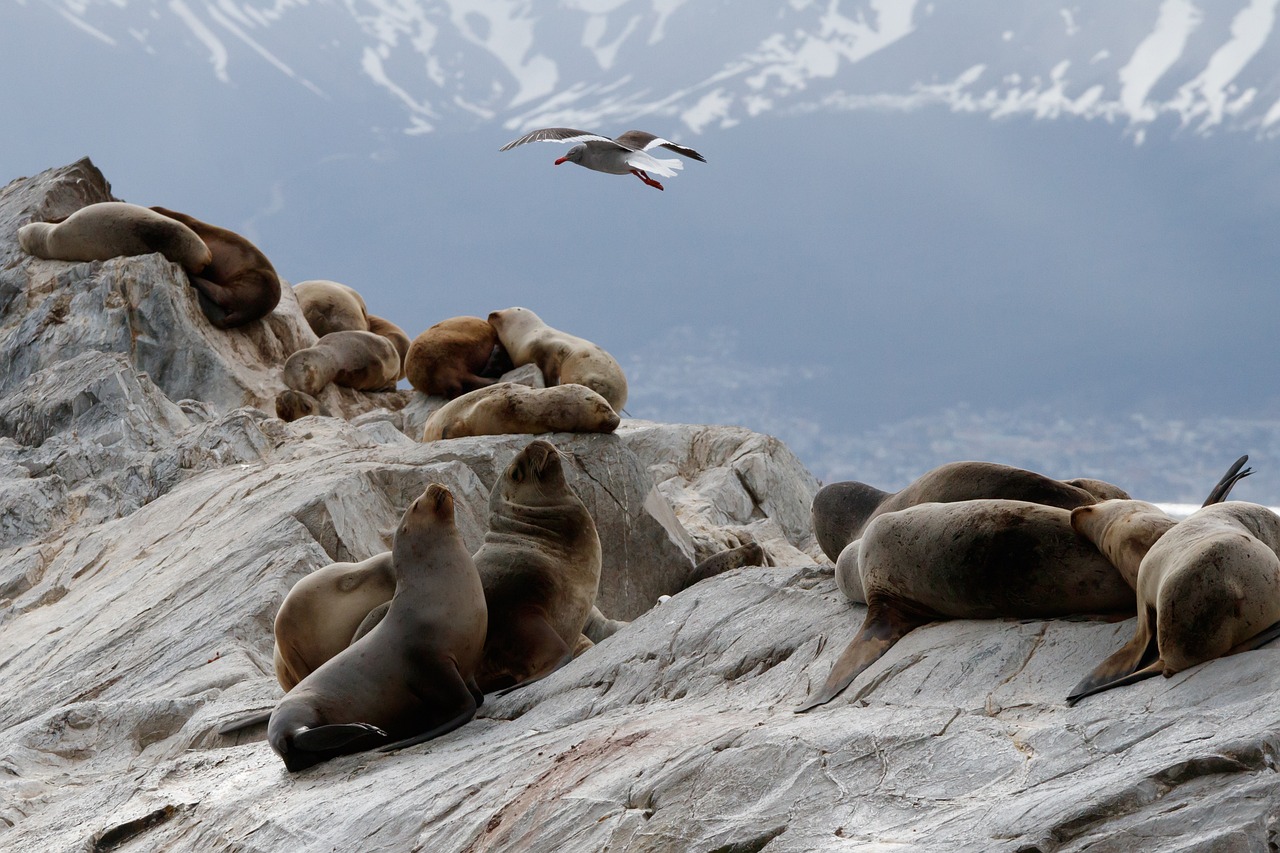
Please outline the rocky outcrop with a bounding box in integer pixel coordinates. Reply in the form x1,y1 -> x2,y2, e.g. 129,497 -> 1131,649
1,161 -> 1278,852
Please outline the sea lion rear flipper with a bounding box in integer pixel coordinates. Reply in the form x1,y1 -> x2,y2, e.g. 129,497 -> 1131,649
291,722 -> 389,751
794,599 -> 925,714
1230,618 -> 1280,655
1202,454 -> 1253,506
217,709 -> 272,735
1066,620 -> 1160,705
572,634 -> 594,657
352,601 -> 391,644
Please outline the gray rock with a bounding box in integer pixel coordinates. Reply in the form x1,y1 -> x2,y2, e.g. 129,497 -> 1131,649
1,161 -> 1279,852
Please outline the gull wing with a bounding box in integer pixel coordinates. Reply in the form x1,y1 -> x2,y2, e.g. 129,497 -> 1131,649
499,128 -> 620,151
614,130 -> 707,162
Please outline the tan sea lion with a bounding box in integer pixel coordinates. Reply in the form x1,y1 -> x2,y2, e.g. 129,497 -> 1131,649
293,280 -> 369,337
1068,501 -> 1280,704
405,316 -> 506,399
683,541 -> 769,588
367,314 -> 411,378
811,462 -> 1132,563
267,484 -> 486,772
275,389 -> 323,422
797,499 -> 1136,712
488,307 -> 628,411
149,206 -> 281,328
421,382 -> 620,441
272,553 -> 396,692
18,201 -> 212,273
282,330 -> 401,396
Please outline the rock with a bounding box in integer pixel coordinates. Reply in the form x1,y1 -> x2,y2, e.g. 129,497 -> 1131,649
2,161 -> 1279,852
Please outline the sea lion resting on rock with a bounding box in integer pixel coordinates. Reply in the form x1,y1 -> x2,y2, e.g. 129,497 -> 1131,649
272,553 -> 396,692
488,307 -> 628,412
421,382 -> 619,441
405,316 -> 507,399
367,314 -> 410,378
149,206 -> 281,328
293,280 -> 369,337
282,330 -> 401,396
812,461 -> 1132,564
267,484 -> 486,772
797,499 -> 1137,712
18,201 -> 212,273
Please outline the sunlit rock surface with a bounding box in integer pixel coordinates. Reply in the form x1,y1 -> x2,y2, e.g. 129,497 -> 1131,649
1,162 -> 1278,852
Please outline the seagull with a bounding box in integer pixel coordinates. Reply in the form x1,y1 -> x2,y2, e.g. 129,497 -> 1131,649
499,128 -> 707,191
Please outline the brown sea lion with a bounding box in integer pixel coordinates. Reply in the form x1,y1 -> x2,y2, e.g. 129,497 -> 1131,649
266,484 -> 486,772
149,206 -> 281,328
796,500 -> 1136,712
18,201 -> 212,273
420,382 -> 619,442
488,307 -> 628,411
367,314 -> 411,379
405,316 -> 506,399
293,280 -> 369,337
275,389 -> 323,422
282,330 -> 401,396
272,553 -> 396,692
812,462 -> 1132,563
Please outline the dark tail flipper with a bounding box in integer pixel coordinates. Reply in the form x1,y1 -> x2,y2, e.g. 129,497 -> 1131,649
1202,454 -> 1252,506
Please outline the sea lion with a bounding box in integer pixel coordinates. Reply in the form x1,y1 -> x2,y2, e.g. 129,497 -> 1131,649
421,382 -> 620,442
796,500 -> 1136,712
272,553 -> 396,692
282,330 -> 401,396
488,307 -> 628,411
275,389 -> 322,422
583,605 -> 628,643
471,439 -> 602,690
811,462 -> 1132,563
683,541 -> 769,588
293,280 -> 369,337
367,314 -> 411,378
1067,501 -> 1280,704
18,201 -> 212,273
267,484 -> 486,772
405,316 -> 507,399
350,441 -> 603,692
149,206 -> 281,328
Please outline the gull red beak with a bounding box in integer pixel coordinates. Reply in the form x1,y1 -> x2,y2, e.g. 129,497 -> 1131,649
554,156 -> 568,165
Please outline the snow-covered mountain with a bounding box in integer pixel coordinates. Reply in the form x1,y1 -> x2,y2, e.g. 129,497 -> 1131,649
5,0 -> 1280,501
19,0 -> 1280,141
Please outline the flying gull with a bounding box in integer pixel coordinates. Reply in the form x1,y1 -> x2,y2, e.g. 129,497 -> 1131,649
499,128 -> 706,191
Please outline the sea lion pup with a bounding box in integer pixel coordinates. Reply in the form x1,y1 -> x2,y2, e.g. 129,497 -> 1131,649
487,306 -> 628,412
275,389 -> 322,422
796,500 -> 1136,713
272,553 -> 396,692
282,330 -> 401,396
367,314 -> 411,378
149,206 -> 281,328
811,461 -> 1132,563
267,484 -> 486,772
18,201 -> 212,273
405,316 -> 506,399
421,382 -> 620,441
293,280 -> 369,337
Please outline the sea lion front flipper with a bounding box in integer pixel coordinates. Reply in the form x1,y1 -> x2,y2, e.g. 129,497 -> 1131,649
351,601 -> 391,644
379,668 -> 479,754
291,722 -> 389,752
217,709 -> 272,735
1066,614 -> 1159,705
572,634 -> 594,657
794,598 -> 927,714
1202,454 -> 1253,506
583,605 -> 628,643
492,608 -> 574,689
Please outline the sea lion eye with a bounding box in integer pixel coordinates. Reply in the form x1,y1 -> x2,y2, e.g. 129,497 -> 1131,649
511,464 -> 524,484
